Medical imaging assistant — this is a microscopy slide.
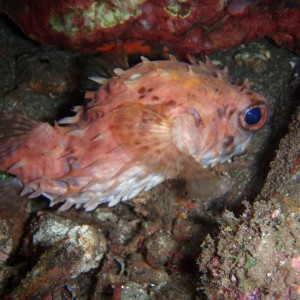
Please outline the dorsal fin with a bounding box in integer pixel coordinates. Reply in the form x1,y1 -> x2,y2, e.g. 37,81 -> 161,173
90,50 -> 129,77
187,55 -> 231,83
83,49 -> 130,92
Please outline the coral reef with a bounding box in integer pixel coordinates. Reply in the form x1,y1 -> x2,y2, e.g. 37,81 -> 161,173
1,0 -> 300,55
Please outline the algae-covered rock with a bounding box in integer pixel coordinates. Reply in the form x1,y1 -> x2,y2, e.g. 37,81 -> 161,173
198,110 -> 300,299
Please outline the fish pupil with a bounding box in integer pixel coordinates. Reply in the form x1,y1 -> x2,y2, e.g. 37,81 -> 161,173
245,107 -> 262,125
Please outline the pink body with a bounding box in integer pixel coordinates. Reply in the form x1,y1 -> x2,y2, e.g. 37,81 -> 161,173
0,57 -> 268,211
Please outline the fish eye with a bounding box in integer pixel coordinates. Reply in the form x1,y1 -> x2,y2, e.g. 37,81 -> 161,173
245,107 -> 262,125
240,104 -> 268,131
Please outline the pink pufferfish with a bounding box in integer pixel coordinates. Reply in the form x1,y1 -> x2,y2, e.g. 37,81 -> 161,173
0,55 -> 269,211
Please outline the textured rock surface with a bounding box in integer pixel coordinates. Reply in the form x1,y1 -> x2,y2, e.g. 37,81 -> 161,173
5,213 -> 107,299
1,0 -> 300,55
198,110 -> 300,299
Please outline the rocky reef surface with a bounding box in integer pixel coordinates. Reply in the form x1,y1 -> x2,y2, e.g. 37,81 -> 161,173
0,14 -> 299,299
1,0 -> 300,55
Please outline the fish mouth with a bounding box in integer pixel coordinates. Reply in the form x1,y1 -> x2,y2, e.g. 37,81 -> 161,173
197,133 -> 252,167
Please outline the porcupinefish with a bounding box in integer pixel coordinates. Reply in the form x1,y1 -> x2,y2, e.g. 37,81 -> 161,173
0,56 -> 268,211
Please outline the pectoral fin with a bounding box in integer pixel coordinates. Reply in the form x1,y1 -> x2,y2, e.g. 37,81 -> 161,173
110,103 -> 231,201
110,102 -> 179,178
186,170 -> 232,201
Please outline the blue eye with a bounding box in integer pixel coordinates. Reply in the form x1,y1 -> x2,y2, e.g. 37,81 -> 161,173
240,103 -> 268,131
245,107 -> 262,125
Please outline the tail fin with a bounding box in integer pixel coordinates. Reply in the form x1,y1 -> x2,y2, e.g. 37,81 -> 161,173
0,111 -> 41,166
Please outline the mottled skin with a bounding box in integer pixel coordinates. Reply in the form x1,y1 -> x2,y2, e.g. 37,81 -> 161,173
0,57 -> 268,211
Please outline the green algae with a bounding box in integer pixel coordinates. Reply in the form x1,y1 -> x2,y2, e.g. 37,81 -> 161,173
85,0 -> 145,29
0,172 -> 11,181
49,0 -> 146,37
49,14 -> 79,37
165,1 -> 192,18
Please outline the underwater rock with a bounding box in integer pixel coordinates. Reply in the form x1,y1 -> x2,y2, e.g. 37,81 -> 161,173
6,214 -> 107,299
1,0 -> 300,55
118,282 -> 149,300
197,110 -> 300,299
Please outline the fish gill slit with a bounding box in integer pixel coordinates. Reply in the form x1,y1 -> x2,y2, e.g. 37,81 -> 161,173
185,107 -> 202,128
